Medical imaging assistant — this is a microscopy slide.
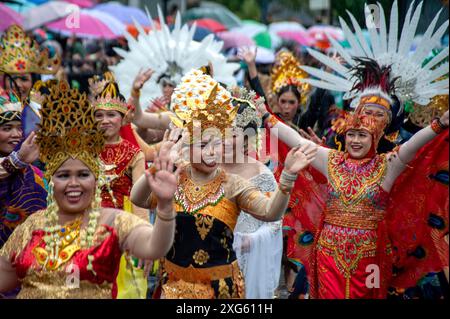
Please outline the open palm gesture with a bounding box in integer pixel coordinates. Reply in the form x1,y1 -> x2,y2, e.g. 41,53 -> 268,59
284,143 -> 317,174
237,46 -> 257,65
132,68 -> 154,92
146,140 -> 181,203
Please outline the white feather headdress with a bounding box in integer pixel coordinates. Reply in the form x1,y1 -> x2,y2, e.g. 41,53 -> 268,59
110,6 -> 240,109
299,0 -> 449,107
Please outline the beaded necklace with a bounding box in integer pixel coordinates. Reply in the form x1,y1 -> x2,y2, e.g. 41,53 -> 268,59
175,167 -> 225,214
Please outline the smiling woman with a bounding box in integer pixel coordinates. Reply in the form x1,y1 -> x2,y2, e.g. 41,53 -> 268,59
0,81 -> 176,299
130,69 -> 314,299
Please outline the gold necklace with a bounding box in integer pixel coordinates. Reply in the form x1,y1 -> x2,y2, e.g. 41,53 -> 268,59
33,217 -> 83,271
175,167 -> 225,214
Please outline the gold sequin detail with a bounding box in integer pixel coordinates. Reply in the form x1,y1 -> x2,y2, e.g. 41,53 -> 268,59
193,249 -> 210,266
162,279 -> 215,299
218,279 -> 231,299
195,215 -> 214,240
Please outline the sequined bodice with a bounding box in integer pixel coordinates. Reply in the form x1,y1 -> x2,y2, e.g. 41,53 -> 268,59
325,151 -> 389,230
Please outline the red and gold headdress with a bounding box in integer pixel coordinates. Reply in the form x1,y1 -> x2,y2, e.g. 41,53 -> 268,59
0,25 -> 60,75
90,72 -> 129,115
170,69 -> 237,142
271,50 -> 310,105
332,108 -> 386,152
36,81 -> 105,180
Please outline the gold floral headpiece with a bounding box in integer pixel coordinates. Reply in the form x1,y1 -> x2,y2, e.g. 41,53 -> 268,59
271,50 -> 310,105
36,81 -> 105,180
0,25 -> 60,74
170,69 -> 237,142
90,72 -> 129,115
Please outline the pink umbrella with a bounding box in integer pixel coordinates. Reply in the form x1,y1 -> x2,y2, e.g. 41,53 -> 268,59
0,3 -> 23,32
307,25 -> 344,41
277,31 -> 315,46
217,31 -> 255,50
64,0 -> 94,8
46,12 -> 117,39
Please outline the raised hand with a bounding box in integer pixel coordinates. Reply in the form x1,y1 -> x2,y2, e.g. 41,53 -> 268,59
17,131 -> 39,164
132,68 -> 154,93
145,133 -> 181,203
237,46 -> 257,66
284,143 -> 317,174
299,127 -> 326,145
146,98 -> 163,113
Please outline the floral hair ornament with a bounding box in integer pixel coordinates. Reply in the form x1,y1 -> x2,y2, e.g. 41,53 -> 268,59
170,69 -> 237,144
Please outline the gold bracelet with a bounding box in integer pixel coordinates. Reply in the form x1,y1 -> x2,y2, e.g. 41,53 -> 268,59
156,210 -> 177,222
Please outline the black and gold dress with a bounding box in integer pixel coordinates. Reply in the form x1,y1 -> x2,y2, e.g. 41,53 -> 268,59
152,166 -> 290,299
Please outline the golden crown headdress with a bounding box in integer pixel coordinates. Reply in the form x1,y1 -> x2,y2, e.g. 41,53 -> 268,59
170,70 -> 237,141
90,72 -> 129,115
271,50 -> 310,104
36,81 -> 105,180
0,25 -> 60,75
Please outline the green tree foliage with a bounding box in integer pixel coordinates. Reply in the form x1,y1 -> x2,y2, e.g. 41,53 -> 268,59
210,0 -> 260,20
331,0 -> 393,26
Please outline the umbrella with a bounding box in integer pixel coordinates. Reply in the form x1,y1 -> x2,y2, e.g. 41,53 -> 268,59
94,2 -> 150,26
269,21 -> 306,34
183,6 -> 241,30
192,18 -> 227,33
190,26 -> 220,42
26,0 -> 48,4
65,0 -> 94,8
277,31 -> 315,47
46,12 -> 117,39
238,20 -> 267,37
307,25 -> 344,50
23,1 -> 73,30
255,46 -> 275,64
253,31 -> 272,49
84,9 -> 126,36
0,3 -> 23,31
307,25 -> 344,41
217,31 -> 254,50
5,0 -> 36,13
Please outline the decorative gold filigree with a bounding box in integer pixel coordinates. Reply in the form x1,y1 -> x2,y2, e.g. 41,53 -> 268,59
0,25 -> 60,74
36,81 -> 105,179
193,249 -> 210,266
195,214 -> 214,240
